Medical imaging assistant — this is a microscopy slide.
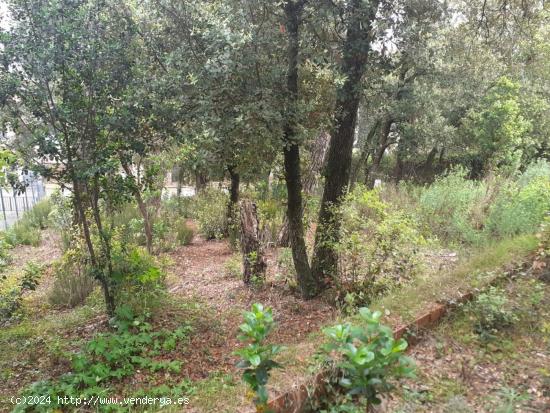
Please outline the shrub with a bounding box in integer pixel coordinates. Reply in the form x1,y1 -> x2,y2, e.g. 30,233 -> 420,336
110,243 -> 167,317
321,308 -> 415,410
193,188 -> 228,239
235,303 -> 283,410
1,262 -> 43,323
6,219 -> 41,246
469,286 -> 518,339
48,248 -> 96,309
175,219 -> 194,246
0,236 -> 12,274
418,167 -> 488,244
5,199 -> 53,247
24,199 -> 52,230
335,186 -> 424,308
486,176 -> 550,238
517,159 -> 550,188
48,191 -> 74,250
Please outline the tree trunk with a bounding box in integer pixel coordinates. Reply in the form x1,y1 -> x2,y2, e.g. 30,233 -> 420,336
281,0 -> 319,297
195,170 -> 208,193
311,0 -> 380,286
366,117 -> 393,189
227,165 -> 240,247
239,199 -> 267,284
350,118 -> 380,188
278,130 -> 329,247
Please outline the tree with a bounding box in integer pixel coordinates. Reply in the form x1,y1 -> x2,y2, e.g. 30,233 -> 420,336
311,0 -> 381,286
0,0 -> 142,316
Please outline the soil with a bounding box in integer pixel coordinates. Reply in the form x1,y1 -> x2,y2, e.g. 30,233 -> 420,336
165,232 -> 337,380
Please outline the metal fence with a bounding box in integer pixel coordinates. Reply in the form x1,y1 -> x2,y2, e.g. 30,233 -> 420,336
0,178 -> 47,231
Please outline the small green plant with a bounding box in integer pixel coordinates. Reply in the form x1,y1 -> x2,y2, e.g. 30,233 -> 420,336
235,303 -> 283,412
224,254 -> 242,278
15,309 -> 192,412
322,308 -> 415,409
494,387 -> 530,413
175,219 -> 194,246
469,286 -> 518,339
20,262 -> 42,291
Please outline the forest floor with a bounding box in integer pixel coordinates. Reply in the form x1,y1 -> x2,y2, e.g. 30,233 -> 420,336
0,225 -> 547,413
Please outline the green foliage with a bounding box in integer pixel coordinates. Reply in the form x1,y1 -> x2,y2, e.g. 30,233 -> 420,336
336,186 -> 424,309
463,76 -> 532,172
0,236 -> 12,275
193,189 -> 228,240
418,167 -> 488,244
175,219 -> 194,246
4,199 -> 52,247
0,262 -> 43,324
48,248 -> 96,309
15,310 -> 192,412
110,244 -> 166,317
6,220 -> 41,247
486,176 -> 550,238
48,191 -> 74,250
24,199 -> 52,230
235,303 -> 283,410
321,308 -> 415,409
517,159 -> 550,188
468,286 -> 518,340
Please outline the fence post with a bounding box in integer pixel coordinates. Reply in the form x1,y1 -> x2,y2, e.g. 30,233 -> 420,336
14,191 -> 18,219
0,188 -> 7,230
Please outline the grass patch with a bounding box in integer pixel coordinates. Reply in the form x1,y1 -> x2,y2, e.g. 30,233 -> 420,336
370,234 -> 537,324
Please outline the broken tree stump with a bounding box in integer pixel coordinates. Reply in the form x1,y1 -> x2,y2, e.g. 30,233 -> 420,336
239,199 -> 267,284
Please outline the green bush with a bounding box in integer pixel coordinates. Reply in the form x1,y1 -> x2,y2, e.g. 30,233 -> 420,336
6,219 -> 41,246
418,167 -> 488,244
469,286 -> 518,339
175,219 -> 194,246
48,191 -> 74,250
517,159 -> 550,188
193,189 -> 228,239
321,308 -> 415,410
24,199 -> 52,230
110,242 -> 167,317
336,186 -> 425,308
48,248 -> 96,309
1,262 -> 43,323
5,199 -> 52,247
486,176 -> 550,238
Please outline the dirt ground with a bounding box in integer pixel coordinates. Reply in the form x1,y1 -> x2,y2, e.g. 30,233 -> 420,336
165,233 -> 336,380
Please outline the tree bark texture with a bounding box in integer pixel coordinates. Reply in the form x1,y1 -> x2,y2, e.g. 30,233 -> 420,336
281,0 -> 319,297
239,199 -> 267,284
311,0 -> 380,285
